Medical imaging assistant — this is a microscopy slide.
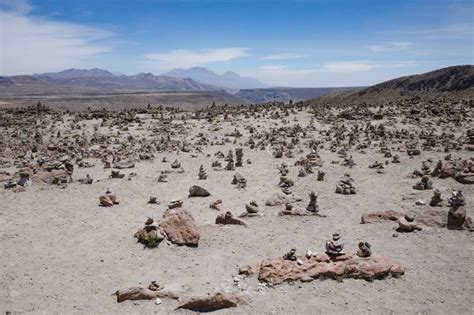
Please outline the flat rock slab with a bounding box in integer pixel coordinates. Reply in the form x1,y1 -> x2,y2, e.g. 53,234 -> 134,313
361,209 -> 473,230
241,254 -> 404,285
361,210 -> 403,224
175,292 -> 241,312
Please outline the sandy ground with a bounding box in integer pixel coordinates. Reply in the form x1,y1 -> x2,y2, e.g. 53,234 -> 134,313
1,110 -> 473,314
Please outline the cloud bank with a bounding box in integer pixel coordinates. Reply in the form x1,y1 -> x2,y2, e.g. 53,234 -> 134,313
0,1 -> 112,75
144,48 -> 250,70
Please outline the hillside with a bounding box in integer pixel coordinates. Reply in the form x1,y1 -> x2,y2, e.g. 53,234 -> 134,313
309,65 -> 474,105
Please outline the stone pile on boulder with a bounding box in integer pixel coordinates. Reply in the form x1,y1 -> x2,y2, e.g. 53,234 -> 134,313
239,252 -> 404,284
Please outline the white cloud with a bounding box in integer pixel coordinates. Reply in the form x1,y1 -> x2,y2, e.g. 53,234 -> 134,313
259,65 -> 288,70
367,41 -> 413,53
244,60 -> 419,87
144,48 -> 250,69
403,23 -> 473,39
0,0 -> 32,15
262,53 -> 303,60
322,61 -> 379,72
0,3 -> 112,75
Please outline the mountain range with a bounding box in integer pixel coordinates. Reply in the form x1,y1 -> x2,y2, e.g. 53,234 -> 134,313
163,67 -> 267,90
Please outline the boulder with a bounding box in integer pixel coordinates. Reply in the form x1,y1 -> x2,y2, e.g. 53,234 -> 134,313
113,160 -> 135,169
455,173 -> 474,185
175,292 -> 241,312
160,208 -> 200,247
189,185 -> 210,197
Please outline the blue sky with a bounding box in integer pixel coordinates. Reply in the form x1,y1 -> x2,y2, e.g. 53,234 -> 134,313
0,0 -> 472,86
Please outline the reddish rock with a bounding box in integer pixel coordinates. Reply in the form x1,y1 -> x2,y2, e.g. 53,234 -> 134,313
238,262 -> 261,275
242,254 -> 404,285
32,169 -> 69,185
160,208 -> 200,247
115,287 -> 160,303
439,160 -> 467,179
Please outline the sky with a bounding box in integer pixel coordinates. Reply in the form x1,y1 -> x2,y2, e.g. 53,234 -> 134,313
0,0 -> 472,87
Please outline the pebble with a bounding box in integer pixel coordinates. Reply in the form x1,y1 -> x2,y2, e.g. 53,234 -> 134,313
155,297 -> 162,305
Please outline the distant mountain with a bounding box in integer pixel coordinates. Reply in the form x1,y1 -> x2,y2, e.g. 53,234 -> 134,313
0,76 -> 14,87
237,87 -> 361,104
34,68 -> 115,80
163,67 -> 267,89
0,68 -> 219,93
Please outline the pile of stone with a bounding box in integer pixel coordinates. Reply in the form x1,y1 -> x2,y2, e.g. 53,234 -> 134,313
99,189 -> 120,207
231,173 -> 247,189
335,174 -> 356,194
198,165 -> 208,180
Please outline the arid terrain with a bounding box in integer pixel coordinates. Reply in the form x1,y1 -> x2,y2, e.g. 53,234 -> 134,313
1,66 -> 474,314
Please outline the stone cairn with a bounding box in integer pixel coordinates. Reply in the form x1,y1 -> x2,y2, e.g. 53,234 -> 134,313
158,172 -> 168,182
335,174 -> 356,194
99,188 -> 120,207
283,248 -> 297,261
356,241 -> 372,258
231,173 -> 247,189
198,165 -> 208,180
325,233 -> 344,257
225,150 -> 235,171
306,191 -> 319,213
235,148 -> 243,167
429,189 -> 443,206
447,190 -> 467,229
398,213 -> 422,232
171,159 -> 181,169
240,200 -> 260,217
413,175 -> 433,190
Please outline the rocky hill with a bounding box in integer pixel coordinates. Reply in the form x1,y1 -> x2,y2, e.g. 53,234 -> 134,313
310,65 -> 474,106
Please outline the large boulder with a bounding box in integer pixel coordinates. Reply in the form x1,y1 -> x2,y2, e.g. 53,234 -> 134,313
160,208 -> 200,247
439,160 -> 467,179
175,292 -> 241,312
245,254 -> 404,285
